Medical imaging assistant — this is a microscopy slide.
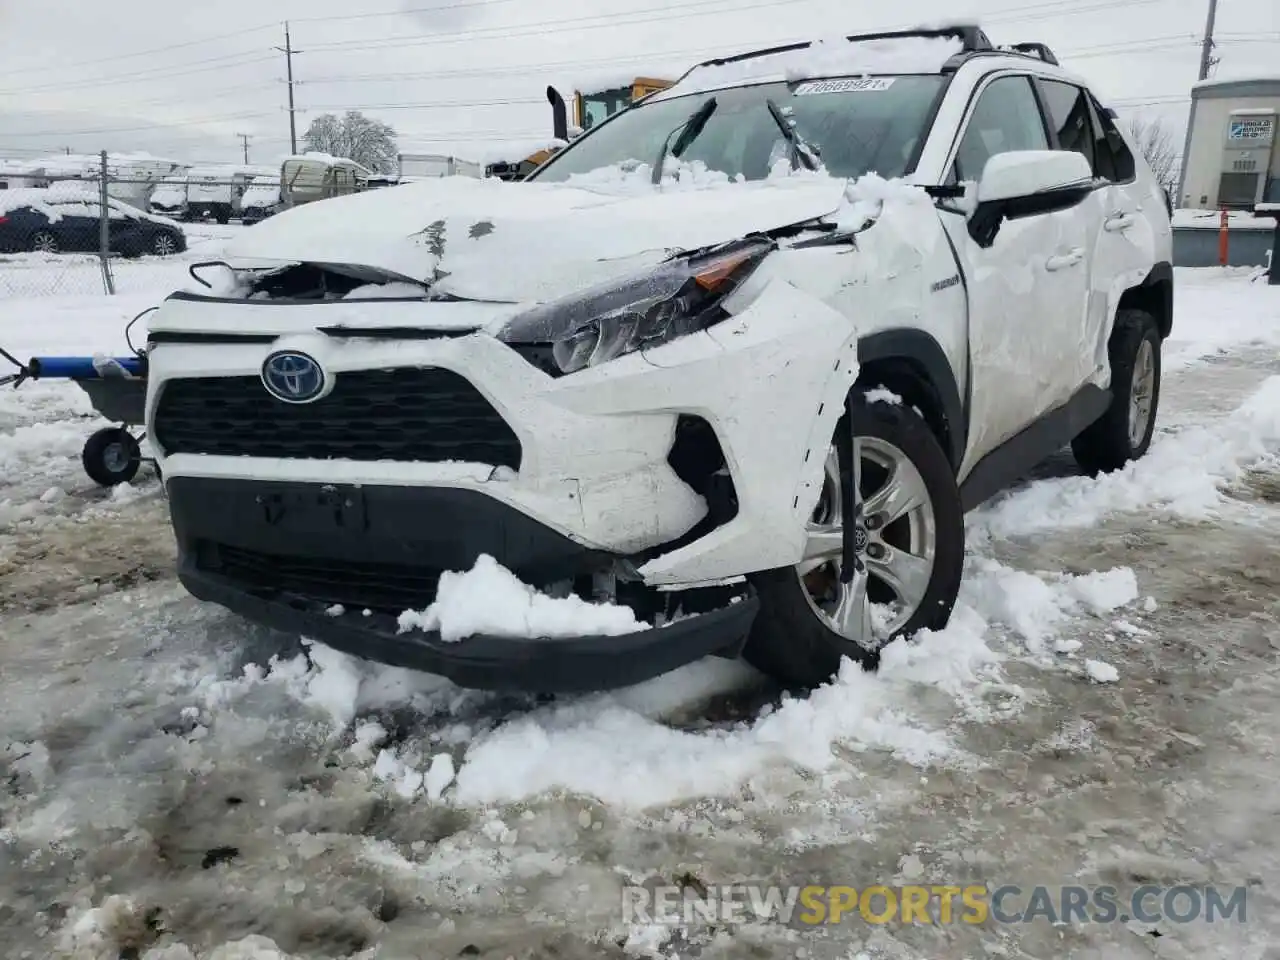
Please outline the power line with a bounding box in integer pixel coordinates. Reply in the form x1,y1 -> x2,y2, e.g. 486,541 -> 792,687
0,53 -> 279,96
9,0 -> 1170,95
5,111 -> 281,139
0,24 -> 278,79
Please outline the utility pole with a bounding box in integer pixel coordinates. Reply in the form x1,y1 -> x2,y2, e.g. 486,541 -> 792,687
1198,0 -> 1220,80
236,133 -> 251,163
274,22 -> 300,155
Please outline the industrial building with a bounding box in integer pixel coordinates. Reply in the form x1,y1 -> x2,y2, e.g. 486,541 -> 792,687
1178,75 -> 1280,210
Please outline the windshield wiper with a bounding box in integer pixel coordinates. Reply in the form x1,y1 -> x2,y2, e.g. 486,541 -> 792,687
651,97 -> 718,185
764,98 -> 820,172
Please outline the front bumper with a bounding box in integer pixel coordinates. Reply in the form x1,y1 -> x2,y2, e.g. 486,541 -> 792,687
146,279 -> 861,588
170,476 -> 759,692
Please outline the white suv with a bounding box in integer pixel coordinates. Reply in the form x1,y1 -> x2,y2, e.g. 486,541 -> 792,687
143,26 -> 1173,693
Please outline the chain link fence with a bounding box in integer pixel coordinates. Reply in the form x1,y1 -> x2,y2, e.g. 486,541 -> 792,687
0,153 -> 259,299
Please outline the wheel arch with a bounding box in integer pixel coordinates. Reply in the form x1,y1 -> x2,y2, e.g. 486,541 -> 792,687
1117,261 -> 1173,340
856,329 -> 966,472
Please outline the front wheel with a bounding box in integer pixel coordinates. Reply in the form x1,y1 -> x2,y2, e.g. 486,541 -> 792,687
745,391 -> 966,689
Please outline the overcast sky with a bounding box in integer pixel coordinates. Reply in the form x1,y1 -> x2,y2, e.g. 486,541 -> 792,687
1,0 -> 1277,167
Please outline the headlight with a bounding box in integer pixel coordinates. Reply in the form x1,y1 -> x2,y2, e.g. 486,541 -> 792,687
499,238 -> 773,375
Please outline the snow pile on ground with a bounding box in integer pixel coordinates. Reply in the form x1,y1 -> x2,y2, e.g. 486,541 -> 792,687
962,561 -> 1138,657
1162,267 -> 1280,369
195,546 -> 1146,812
974,374 -> 1280,538
397,553 -> 650,641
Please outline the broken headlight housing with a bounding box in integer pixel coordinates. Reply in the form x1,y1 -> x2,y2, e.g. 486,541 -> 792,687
500,238 -> 773,375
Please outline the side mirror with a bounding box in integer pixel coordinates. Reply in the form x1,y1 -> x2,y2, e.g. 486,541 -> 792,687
976,149 -> 1093,204
969,150 -> 1095,247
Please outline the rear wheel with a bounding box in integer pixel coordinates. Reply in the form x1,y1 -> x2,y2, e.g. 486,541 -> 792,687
1071,308 -> 1161,475
745,391 -> 966,688
31,230 -> 58,254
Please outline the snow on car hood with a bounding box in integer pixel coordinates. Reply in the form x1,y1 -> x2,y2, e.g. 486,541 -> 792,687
221,171 -> 848,303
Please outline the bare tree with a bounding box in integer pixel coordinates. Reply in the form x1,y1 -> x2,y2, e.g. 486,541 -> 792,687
302,111 -> 398,173
1127,115 -> 1179,193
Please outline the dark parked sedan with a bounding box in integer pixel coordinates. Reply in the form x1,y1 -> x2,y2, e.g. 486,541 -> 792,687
0,188 -> 188,257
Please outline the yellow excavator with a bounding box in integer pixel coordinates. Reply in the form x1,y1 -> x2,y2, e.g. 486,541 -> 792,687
484,77 -> 675,181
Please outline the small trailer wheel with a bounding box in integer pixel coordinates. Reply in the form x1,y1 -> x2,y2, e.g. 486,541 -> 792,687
82,427 -> 142,487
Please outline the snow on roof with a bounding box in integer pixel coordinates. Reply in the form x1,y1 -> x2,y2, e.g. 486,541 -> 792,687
0,187 -> 65,217
1193,73 -> 1280,91
0,184 -> 183,227
1228,107 -> 1277,116
653,34 -> 964,100
1171,207 -> 1275,230
564,67 -> 676,95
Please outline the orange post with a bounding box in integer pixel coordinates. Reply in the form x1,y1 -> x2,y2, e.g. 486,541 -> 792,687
1219,208 -> 1230,266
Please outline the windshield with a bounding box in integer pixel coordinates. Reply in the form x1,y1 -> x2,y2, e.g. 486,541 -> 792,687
533,75 -> 947,183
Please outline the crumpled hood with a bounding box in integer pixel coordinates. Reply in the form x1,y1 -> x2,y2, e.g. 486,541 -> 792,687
222,174 -> 848,303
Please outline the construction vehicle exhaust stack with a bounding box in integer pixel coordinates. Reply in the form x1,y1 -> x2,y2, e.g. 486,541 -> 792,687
487,76 -> 675,181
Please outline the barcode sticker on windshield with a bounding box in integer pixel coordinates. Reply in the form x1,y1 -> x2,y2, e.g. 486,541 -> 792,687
793,77 -> 896,95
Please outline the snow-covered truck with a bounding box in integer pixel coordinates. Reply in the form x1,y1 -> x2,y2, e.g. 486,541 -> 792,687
238,176 -> 282,225
279,153 -> 377,209
396,154 -> 483,180
12,153 -> 188,210
186,165 -> 275,223
148,176 -> 189,219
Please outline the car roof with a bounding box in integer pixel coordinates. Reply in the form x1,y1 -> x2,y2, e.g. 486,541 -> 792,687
646,26 -> 1093,103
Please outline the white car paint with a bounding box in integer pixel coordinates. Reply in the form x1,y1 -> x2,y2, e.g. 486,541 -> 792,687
221,174 -> 849,303
145,43 -> 1173,592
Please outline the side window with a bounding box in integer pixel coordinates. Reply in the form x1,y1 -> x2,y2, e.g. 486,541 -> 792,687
1086,96 -> 1136,183
952,75 -> 1050,182
1038,79 -> 1096,172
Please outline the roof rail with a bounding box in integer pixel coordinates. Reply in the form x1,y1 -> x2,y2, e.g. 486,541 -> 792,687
1006,42 -> 1059,65
685,24 -> 994,74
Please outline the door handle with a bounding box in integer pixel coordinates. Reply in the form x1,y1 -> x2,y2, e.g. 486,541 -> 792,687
1105,212 -> 1136,232
1045,247 -> 1084,271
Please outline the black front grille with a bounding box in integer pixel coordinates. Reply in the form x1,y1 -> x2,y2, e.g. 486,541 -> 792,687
200,541 -> 441,612
154,367 -> 521,466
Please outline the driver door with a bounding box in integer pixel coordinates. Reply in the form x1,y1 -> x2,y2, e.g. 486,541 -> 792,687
937,73 -> 1092,480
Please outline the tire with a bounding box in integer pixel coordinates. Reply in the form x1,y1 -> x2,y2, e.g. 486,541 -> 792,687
152,233 -> 178,256
82,427 -> 141,487
30,230 -> 58,254
1071,308 -> 1161,476
744,390 -> 966,689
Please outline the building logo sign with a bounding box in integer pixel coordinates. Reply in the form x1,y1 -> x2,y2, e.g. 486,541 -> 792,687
1228,117 -> 1274,142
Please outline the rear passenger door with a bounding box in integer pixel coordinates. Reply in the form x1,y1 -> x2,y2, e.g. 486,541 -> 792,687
1034,78 -> 1148,399
939,73 -> 1093,479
